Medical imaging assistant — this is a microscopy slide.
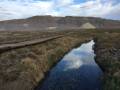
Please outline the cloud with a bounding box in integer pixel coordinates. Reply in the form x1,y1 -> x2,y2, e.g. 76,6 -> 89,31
0,0 -> 120,21
56,0 -> 119,17
55,0 -> 74,7
103,3 -> 120,20
0,0 -> 54,20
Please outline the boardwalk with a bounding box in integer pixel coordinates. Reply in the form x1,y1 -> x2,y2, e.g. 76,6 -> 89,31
0,35 -> 64,53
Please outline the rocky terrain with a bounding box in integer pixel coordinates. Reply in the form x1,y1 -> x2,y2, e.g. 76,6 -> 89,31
0,16 -> 120,31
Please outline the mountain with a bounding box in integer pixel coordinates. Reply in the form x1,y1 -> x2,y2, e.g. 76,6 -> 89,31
0,16 -> 120,31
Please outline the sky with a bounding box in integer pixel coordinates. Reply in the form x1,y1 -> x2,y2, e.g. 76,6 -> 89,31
0,0 -> 120,21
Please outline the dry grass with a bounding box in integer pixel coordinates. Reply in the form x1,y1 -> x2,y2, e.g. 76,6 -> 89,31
0,31 -> 91,90
95,31 -> 120,90
0,29 -> 120,90
0,31 -> 64,44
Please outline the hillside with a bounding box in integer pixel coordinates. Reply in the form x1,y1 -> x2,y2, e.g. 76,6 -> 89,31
0,16 -> 120,31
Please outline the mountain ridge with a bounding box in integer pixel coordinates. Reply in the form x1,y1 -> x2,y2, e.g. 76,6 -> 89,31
0,16 -> 120,30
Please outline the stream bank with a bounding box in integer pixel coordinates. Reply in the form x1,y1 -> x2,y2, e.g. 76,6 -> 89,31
94,33 -> 120,90
36,40 -> 103,90
0,35 -> 91,90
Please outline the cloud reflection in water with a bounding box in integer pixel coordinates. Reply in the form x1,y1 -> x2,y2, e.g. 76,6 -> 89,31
38,40 -> 103,90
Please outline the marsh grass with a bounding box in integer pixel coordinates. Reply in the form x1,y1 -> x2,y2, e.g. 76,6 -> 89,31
95,31 -> 120,90
0,31 -> 91,90
0,29 -> 120,90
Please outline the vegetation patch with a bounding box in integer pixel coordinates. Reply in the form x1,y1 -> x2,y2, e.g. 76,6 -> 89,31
0,31 -> 91,90
0,30 -> 120,90
94,31 -> 120,90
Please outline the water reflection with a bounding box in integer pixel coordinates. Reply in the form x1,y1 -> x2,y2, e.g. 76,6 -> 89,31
37,40 -> 103,90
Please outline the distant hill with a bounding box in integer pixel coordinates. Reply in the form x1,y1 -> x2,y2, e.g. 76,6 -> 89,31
0,16 -> 120,30
80,22 -> 96,29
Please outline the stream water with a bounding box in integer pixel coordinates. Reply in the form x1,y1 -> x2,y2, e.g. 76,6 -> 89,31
37,40 -> 103,90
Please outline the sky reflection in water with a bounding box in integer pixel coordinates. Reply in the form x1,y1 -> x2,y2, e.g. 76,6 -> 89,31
38,40 -> 103,90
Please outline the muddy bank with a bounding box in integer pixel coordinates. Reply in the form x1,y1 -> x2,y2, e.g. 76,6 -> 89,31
0,34 -> 91,90
94,33 -> 120,90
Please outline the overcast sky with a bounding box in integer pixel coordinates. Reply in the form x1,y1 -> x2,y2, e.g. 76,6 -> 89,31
0,0 -> 120,21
